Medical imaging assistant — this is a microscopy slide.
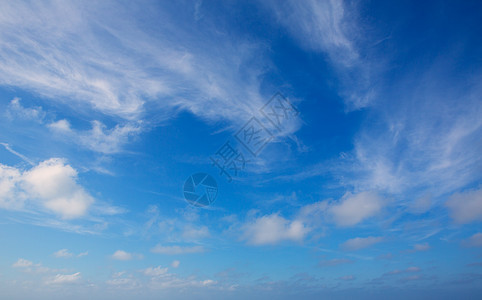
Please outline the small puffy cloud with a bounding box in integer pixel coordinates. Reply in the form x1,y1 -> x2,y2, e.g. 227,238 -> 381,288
111,250 -> 143,261
54,249 -> 73,258
330,191 -> 383,226
241,213 -> 310,245
463,233 -> 482,247
46,272 -> 81,284
12,258 -> 50,273
0,158 -> 94,219
413,243 -> 431,252
341,236 -> 383,251
111,250 -> 137,261
12,258 -> 33,268
48,119 -> 71,132
201,279 -> 216,286
171,260 -> 180,268
446,187 -> 482,224
143,266 -> 168,277
151,245 -> 204,255
22,158 -> 94,219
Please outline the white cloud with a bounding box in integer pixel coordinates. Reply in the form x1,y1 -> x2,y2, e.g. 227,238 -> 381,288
463,233 -> 482,247
22,158 -> 93,219
151,245 -> 204,255
341,236 -> 383,251
182,225 -> 210,240
47,119 -> 71,132
53,249 -> 73,258
12,258 -> 50,273
45,272 -> 81,284
6,97 -> 45,122
0,158 -> 94,219
344,67 -> 482,200
413,243 -> 431,252
12,258 -> 33,268
0,1 -> 272,131
77,251 -> 88,257
143,266 -> 168,277
268,0 -> 356,64
53,249 -> 88,258
446,187 -> 482,224
265,0 -> 375,110
0,142 -> 34,166
241,213 -> 309,245
171,260 -> 180,268
111,250 -> 136,261
48,118 -> 142,154
329,191 -> 383,226
0,164 -> 23,210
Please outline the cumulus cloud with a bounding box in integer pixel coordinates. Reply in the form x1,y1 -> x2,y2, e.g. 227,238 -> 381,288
111,250 -> 142,261
446,187 -> 482,224
150,245 -> 204,255
341,236 -> 383,251
0,158 -> 94,219
241,213 -> 309,245
329,191 -> 383,226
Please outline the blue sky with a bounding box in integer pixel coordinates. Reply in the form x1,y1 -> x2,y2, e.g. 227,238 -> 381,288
0,0 -> 481,299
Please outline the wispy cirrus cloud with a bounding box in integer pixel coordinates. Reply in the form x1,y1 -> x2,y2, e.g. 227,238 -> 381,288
53,249 -> 88,258
0,1 -> 271,127
265,0 -> 378,110
45,272 -> 81,285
